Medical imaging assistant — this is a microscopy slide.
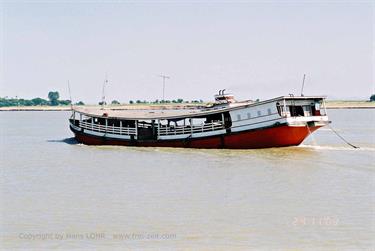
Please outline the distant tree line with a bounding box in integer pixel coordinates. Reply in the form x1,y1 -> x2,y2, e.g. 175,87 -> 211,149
1,92 -> 208,107
0,91 -> 85,107
97,99 -> 205,105
370,94 -> 375,102
128,99 -> 204,104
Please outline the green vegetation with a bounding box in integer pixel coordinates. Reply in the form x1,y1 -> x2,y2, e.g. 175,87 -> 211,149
0,91 -> 71,107
31,97 -> 49,106
370,94 -> 375,102
48,91 -> 60,106
111,100 -> 120,105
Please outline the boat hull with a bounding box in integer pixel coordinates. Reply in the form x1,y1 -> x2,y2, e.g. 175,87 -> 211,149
70,124 -> 321,149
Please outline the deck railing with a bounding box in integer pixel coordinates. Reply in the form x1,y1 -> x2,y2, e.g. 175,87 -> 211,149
79,121 -> 137,135
78,120 -> 224,137
158,122 -> 224,136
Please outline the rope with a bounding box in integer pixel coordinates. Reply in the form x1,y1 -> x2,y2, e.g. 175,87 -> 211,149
328,124 -> 359,149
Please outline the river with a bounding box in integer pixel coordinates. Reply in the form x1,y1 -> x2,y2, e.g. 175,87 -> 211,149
0,109 -> 374,250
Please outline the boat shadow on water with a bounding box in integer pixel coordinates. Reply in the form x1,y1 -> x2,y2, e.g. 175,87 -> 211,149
47,137 -> 79,145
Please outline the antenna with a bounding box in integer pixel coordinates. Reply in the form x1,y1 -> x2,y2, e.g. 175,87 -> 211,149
158,74 -> 170,102
68,80 -> 73,109
300,74 -> 306,96
101,73 -> 108,109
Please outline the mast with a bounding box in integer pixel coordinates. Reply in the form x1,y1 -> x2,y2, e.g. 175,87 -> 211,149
101,73 -> 108,109
300,73 -> 306,96
68,80 -> 73,110
158,74 -> 170,102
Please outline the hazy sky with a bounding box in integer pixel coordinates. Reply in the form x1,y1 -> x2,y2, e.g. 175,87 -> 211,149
0,1 -> 373,103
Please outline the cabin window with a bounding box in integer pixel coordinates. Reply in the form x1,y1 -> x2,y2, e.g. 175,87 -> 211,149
192,118 -> 206,125
121,120 -> 136,127
315,102 -> 320,110
311,102 -> 322,116
247,113 -> 251,119
303,106 -> 312,116
96,117 -> 106,125
276,103 -> 282,116
223,112 -> 232,128
267,108 -> 272,115
205,113 -> 224,124
237,114 -> 241,121
257,111 -> 261,117
289,105 -> 304,116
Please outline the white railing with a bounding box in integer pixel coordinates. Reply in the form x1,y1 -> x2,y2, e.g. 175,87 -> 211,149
79,120 -> 224,137
158,122 -> 224,136
79,121 -> 137,135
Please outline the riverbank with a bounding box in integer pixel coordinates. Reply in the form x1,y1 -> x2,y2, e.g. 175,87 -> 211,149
324,101 -> 375,109
1,101 -> 374,111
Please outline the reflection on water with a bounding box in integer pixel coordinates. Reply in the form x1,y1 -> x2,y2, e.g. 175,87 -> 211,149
47,137 -> 78,145
0,109 -> 374,250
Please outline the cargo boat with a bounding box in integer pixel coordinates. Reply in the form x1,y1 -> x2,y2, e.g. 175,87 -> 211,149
69,92 -> 330,149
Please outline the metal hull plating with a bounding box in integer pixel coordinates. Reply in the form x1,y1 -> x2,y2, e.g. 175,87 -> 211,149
70,124 -> 321,149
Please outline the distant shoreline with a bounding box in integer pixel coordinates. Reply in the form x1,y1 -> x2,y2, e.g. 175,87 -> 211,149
0,101 -> 374,111
324,101 -> 375,109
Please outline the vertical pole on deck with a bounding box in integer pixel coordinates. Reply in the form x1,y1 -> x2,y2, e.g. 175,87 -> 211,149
152,120 -> 155,137
190,118 -> 193,135
322,99 -> 327,116
135,120 -> 138,138
157,120 -> 160,139
283,99 -> 287,117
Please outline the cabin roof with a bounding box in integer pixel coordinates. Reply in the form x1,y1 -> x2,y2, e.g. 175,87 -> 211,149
72,95 -> 326,120
73,106 -> 229,120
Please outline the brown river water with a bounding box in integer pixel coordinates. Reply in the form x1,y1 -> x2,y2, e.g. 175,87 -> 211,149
0,109 -> 374,250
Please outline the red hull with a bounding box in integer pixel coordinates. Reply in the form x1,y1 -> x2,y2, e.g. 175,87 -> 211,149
72,125 -> 321,149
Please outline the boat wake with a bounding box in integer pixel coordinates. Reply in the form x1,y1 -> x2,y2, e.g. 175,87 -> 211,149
298,144 -> 375,152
